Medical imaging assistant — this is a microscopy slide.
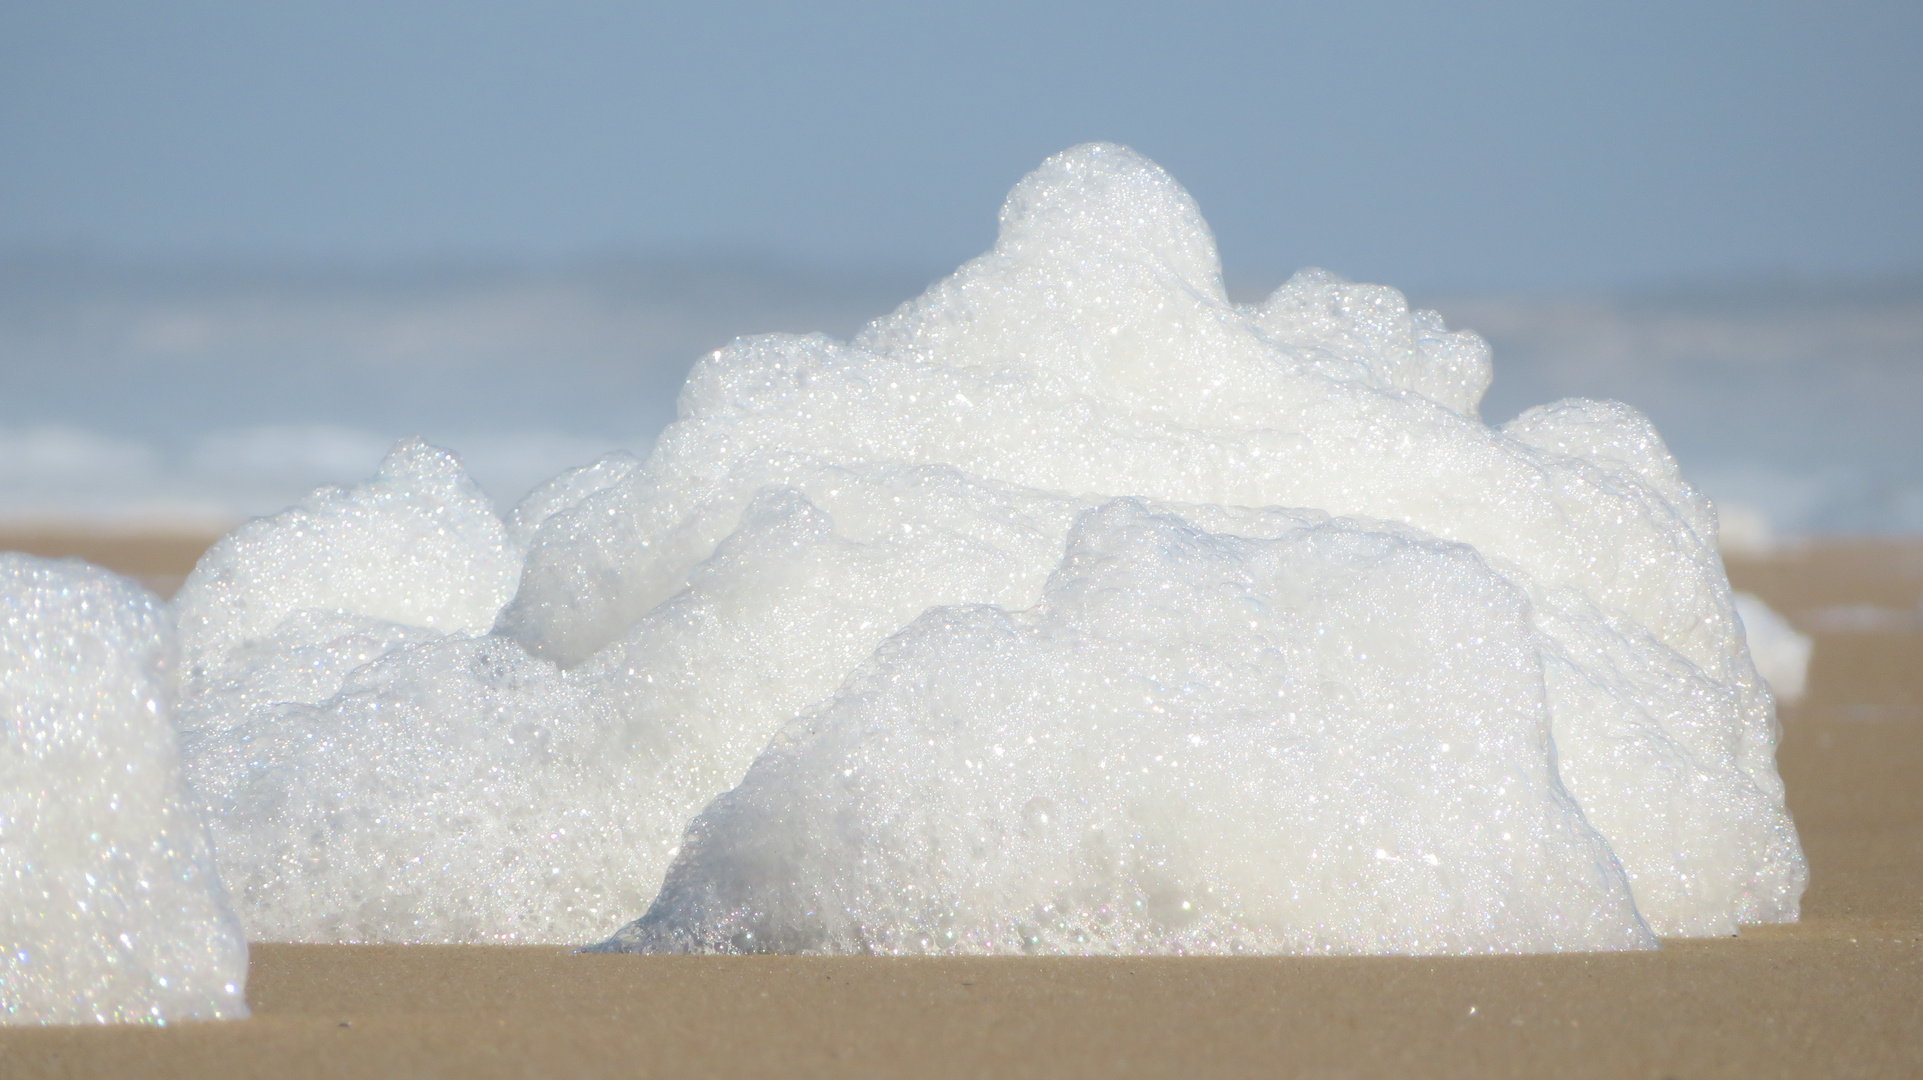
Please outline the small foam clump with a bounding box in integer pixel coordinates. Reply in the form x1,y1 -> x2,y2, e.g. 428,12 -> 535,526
175,441 -> 655,942
174,436 -> 521,705
177,143 -> 1805,953
1,555 -> 247,1024
1733,593 -> 1812,704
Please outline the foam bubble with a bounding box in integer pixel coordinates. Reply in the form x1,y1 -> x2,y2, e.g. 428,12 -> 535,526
1,555 -> 247,1024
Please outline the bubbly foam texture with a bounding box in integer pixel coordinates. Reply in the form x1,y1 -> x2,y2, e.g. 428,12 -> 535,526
176,143 -> 1804,952
611,501 -> 1655,954
1,556 -> 247,1024
175,437 -> 520,717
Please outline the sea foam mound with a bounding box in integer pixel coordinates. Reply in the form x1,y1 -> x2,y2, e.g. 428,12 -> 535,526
1,555 -> 247,1024
606,500 -> 1655,955
179,142 -> 1804,951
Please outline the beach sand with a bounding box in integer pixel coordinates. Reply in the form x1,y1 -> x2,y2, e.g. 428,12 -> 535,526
2,534 -> 1918,1078
0,526 -> 223,600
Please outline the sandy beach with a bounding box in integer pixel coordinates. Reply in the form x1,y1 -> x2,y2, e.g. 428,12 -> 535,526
0,527 -> 224,601
2,534 -> 1918,1079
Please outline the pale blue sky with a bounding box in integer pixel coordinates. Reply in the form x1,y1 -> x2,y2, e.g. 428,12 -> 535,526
3,1 -> 1919,292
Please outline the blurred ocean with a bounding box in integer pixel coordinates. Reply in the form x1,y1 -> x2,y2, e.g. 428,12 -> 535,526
1436,275 -> 1923,541
0,254 -> 923,527
4,254 -> 1918,541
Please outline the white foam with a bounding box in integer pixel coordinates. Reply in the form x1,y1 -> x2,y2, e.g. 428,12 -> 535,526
612,501 -> 1654,955
1,555 -> 247,1024
177,144 -> 1804,953
1716,502 -> 1780,558
174,437 -> 522,717
1733,593 -> 1813,703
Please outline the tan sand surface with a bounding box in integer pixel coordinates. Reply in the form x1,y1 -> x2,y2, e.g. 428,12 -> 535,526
2,538 -> 1919,1078
0,527 -> 225,599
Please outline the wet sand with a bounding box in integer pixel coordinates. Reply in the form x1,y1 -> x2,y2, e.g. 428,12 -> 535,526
2,535 -> 1919,1078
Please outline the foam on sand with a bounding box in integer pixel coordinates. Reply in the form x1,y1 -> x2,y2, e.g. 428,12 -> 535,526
173,441 -> 648,943
611,501 -> 1655,954
174,143 -> 1804,953
1,555 -> 248,1024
